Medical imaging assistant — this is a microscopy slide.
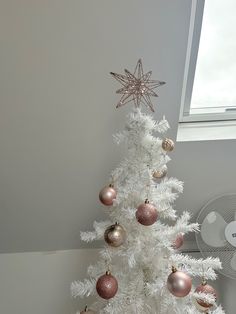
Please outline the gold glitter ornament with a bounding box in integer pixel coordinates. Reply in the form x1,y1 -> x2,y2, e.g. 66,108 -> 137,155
104,222 -> 126,247
153,165 -> 168,179
162,138 -> 175,152
110,59 -> 165,112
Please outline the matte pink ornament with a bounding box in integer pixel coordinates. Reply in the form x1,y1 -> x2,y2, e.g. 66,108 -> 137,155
195,282 -> 217,308
136,199 -> 158,226
167,268 -> 192,297
96,271 -> 118,300
172,233 -> 184,249
99,185 -> 116,206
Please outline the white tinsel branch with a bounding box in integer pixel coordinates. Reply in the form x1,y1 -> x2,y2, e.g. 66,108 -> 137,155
158,206 -> 177,220
155,177 -> 184,194
109,207 -> 136,222
145,278 -> 165,297
155,116 -> 170,133
152,191 -> 180,205
87,260 -> 107,278
99,247 -> 114,263
113,131 -> 127,145
171,254 -> 222,279
209,305 -> 226,314
166,212 -> 199,237
172,254 -> 222,270
71,278 -> 96,298
192,291 -> 216,306
80,220 -> 111,242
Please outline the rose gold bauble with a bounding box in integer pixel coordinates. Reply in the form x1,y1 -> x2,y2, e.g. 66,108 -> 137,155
153,165 -> 168,179
80,305 -> 96,314
136,199 -> 158,226
96,271 -> 118,300
172,233 -> 184,249
167,268 -> 192,297
99,185 -> 117,206
194,300 -> 210,312
104,222 -> 126,247
162,138 -> 175,152
195,282 -> 217,308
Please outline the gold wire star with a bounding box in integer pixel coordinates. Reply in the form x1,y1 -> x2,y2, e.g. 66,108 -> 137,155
110,59 -> 165,112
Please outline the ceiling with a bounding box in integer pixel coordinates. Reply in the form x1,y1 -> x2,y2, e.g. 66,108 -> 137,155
0,0 -> 235,253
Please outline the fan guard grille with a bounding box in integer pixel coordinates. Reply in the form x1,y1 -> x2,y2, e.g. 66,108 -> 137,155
196,194 -> 236,279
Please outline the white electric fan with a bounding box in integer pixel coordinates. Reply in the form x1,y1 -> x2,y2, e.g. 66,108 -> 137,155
196,194 -> 236,279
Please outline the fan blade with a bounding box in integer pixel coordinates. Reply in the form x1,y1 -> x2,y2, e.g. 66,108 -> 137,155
201,211 -> 227,247
230,252 -> 236,271
225,221 -> 236,247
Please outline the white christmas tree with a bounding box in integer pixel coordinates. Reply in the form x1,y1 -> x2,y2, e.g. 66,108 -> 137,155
71,60 -> 225,314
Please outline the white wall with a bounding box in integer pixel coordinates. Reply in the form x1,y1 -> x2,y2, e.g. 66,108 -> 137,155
0,0 -> 193,253
220,275 -> 236,314
0,249 -> 99,314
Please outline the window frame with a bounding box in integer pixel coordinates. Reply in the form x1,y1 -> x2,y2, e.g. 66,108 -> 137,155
179,0 -> 236,123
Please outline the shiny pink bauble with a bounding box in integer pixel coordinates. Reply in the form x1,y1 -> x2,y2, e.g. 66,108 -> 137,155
195,283 -> 217,308
136,201 -> 158,226
96,272 -> 118,299
99,185 -> 116,206
172,233 -> 184,249
167,270 -> 192,297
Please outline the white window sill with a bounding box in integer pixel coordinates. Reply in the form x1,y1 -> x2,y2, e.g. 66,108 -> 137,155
177,120 -> 236,142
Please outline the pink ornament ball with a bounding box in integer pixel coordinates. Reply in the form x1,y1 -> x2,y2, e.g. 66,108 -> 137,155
99,185 -> 116,206
96,272 -> 118,300
172,233 -> 184,249
194,301 -> 210,312
136,200 -> 158,226
167,269 -> 192,297
195,282 -> 217,308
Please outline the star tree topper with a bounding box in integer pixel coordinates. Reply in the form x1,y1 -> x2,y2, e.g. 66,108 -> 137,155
110,59 -> 165,112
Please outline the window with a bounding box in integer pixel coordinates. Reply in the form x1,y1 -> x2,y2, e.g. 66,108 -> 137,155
179,0 -> 236,123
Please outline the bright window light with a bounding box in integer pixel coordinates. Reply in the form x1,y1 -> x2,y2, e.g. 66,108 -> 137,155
191,0 -> 236,113
180,0 -> 236,122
